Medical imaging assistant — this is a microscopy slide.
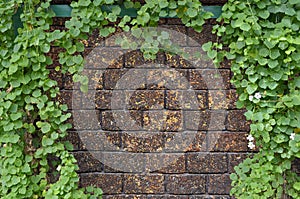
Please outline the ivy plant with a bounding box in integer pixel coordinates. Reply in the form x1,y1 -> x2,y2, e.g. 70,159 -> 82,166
203,0 -> 300,198
0,0 -> 212,198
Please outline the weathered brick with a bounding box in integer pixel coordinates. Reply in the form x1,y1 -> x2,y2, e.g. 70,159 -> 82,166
124,174 -> 164,194
122,131 -> 165,152
56,90 -> 78,109
190,196 -> 230,199
166,90 -> 208,110
207,132 -> 249,152
186,153 -> 227,173
147,69 -> 189,89
143,110 -> 183,131
187,25 -> 214,46
166,174 -> 206,194
226,110 -> 250,131
126,90 -> 164,110
84,47 -> 125,69
164,131 -> 207,152
208,90 -> 238,110
73,151 -> 103,172
190,69 -> 231,90
228,153 -> 249,173
165,53 -> 194,69
80,173 -> 123,194
146,153 -> 186,173
93,90 -> 124,110
72,110 -> 100,130
101,110 -> 143,131
48,69 -> 63,89
103,195 -> 147,199
207,174 -> 231,195
63,131 -> 80,150
78,131 -> 121,151
184,110 -> 226,131
161,25 -> 187,46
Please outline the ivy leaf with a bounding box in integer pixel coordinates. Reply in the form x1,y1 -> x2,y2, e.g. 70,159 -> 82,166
41,123 -> 51,134
8,64 -> 18,75
42,137 -> 54,146
246,84 -> 258,94
293,182 -> 300,191
187,8 -> 197,18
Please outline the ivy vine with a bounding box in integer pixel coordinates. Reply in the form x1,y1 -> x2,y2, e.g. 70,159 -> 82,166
0,0 -> 212,198
2,0 -> 299,198
204,0 -> 300,198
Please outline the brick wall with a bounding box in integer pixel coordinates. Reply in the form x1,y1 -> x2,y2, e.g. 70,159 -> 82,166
48,1 -> 259,198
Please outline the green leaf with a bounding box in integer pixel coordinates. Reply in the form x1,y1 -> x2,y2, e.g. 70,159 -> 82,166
8,64 -> 18,75
240,23 -> 251,31
202,42 -> 212,51
293,182 -> 300,191
41,44 -> 50,53
246,84 -> 258,94
187,8 -> 197,18
41,123 -> 51,134
42,137 -> 54,146
292,95 -> 300,105
3,123 -> 14,131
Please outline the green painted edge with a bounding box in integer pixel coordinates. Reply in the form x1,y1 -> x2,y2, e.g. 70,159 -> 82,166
51,4 -> 222,18
13,4 -> 222,36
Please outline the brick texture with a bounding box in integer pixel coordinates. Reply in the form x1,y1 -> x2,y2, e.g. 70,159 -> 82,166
45,1 -> 298,198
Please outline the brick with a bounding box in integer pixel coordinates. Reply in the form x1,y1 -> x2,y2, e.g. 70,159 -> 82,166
292,158 -> 300,174
226,110 -> 250,131
228,153 -> 249,173
207,174 -> 231,195
92,90 -> 124,110
101,110 -> 143,131
207,132 -> 249,152
104,27 -> 124,47
124,174 -> 164,194
147,69 -> 189,89
187,25 -> 214,46
208,90 -> 238,110
84,29 -> 105,47
78,131 -> 121,151
186,153 -> 227,173
165,53 -> 194,69
63,131 -> 80,150
143,110 -> 183,131
103,195 -> 147,199
122,131 -> 165,152
125,90 -> 164,110
72,110 -> 100,130
80,173 -> 122,194
124,50 -> 145,68
166,90 -> 208,110
84,47 -> 125,69
184,110 -> 226,131
56,90 -> 82,109
164,131 -> 207,152
190,196 -> 230,199
146,153 -> 186,173
190,69 -> 231,90
102,152 -> 147,173
73,151 -> 103,172
48,69 -> 63,89
160,25 -> 187,46
63,72 -> 73,90
166,175 -> 206,194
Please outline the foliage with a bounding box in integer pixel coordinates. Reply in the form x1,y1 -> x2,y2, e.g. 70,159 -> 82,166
204,0 -> 300,198
0,0 -> 212,198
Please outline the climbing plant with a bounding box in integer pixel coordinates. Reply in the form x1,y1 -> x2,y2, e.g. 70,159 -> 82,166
204,0 -> 300,198
0,0 -> 212,198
